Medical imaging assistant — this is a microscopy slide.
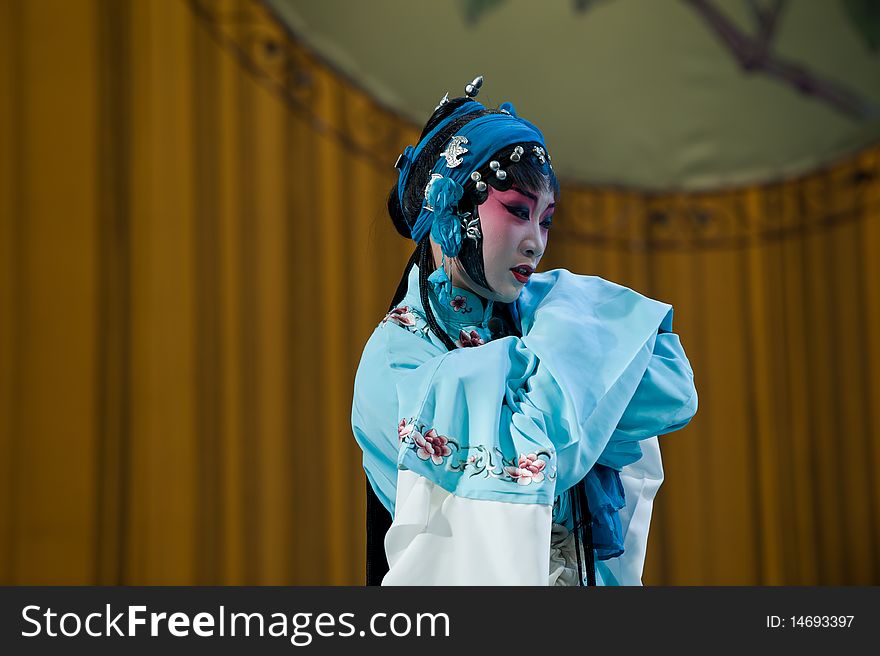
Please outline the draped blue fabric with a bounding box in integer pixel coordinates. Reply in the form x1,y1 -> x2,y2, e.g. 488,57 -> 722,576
352,266 -> 698,559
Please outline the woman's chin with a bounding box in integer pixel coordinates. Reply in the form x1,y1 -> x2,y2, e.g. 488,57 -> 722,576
484,282 -> 522,304
454,269 -> 522,304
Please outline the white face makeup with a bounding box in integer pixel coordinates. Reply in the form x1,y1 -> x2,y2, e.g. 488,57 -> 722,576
451,185 -> 555,303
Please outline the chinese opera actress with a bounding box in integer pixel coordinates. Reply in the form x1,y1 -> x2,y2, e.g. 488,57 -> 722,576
352,77 -> 698,586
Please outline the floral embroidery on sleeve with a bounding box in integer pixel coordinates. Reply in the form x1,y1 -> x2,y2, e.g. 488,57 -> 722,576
416,429 -> 452,465
397,418 -> 415,442
383,306 -> 417,327
504,453 -> 547,485
382,306 -> 431,338
398,418 -> 555,487
397,420 -> 452,465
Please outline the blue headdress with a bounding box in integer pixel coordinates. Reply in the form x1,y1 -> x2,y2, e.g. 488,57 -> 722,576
394,76 -> 551,260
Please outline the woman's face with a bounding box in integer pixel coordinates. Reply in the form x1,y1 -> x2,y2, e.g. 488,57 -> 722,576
454,185 -> 555,303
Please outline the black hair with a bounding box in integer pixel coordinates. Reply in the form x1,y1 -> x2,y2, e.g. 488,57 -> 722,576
387,97 -> 560,351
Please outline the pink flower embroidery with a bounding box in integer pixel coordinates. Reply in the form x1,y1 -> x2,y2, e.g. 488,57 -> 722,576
450,295 -> 467,312
414,428 -> 452,465
458,329 -> 484,348
398,419 -> 415,443
504,453 -> 547,486
383,306 -> 416,327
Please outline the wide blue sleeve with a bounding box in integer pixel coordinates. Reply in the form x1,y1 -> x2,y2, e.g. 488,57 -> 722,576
387,272 -> 680,507
354,270 -> 697,515
354,308 -> 587,510
597,331 -> 698,470
390,324 -> 570,506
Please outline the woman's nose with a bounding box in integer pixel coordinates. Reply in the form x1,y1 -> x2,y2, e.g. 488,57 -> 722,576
520,222 -> 544,260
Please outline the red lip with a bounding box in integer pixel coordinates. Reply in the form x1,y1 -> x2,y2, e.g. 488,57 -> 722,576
510,264 -> 535,284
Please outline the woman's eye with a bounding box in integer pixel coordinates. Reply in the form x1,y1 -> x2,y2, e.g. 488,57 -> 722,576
541,216 -> 554,229
504,204 -> 530,220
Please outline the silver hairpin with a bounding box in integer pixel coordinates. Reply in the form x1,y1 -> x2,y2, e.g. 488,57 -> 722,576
465,76 -> 483,98
510,146 -> 523,162
434,92 -> 449,111
423,173 -> 443,211
532,146 -> 547,165
488,160 -> 507,180
440,135 -> 469,168
461,213 -> 482,241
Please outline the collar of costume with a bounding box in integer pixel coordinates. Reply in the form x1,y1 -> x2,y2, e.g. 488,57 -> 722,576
428,274 -> 494,336
396,101 -> 548,250
402,264 -> 494,343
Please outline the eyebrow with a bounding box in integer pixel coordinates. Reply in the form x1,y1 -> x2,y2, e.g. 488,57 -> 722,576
511,187 -> 556,209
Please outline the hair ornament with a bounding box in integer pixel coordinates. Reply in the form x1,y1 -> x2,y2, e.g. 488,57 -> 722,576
435,92 -> 450,111
461,213 -> 482,242
488,159 -> 507,181
427,256 -> 454,306
394,144 -> 414,170
498,101 -> 518,117
399,75 -> 550,246
440,135 -> 469,168
465,75 -> 483,98
532,145 -> 547,165
424,175 -> 465,257
423,173 -> 443,211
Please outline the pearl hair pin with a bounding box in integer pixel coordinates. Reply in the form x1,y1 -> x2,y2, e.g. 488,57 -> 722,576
488,160 -> 507,181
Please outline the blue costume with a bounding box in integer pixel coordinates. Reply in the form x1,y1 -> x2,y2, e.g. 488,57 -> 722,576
353,265 -> 696,584
352,80 -> 697,585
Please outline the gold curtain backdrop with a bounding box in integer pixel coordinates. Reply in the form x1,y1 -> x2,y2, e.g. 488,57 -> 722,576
1,0 -> 877,585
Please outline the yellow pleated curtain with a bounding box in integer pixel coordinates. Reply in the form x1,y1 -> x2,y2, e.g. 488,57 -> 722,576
0,0 -> 877,585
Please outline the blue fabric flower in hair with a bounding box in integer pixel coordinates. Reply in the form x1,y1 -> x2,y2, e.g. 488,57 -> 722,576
426,176 -> 464,257
499,101 -> 518,117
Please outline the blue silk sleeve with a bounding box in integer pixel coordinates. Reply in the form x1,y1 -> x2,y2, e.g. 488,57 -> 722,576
597,331 -> 698,471
353,270 -> 698,521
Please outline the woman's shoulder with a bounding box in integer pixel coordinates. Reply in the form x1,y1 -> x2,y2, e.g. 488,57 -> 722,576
379,304 -> 432,339
357,303 -> 446,370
